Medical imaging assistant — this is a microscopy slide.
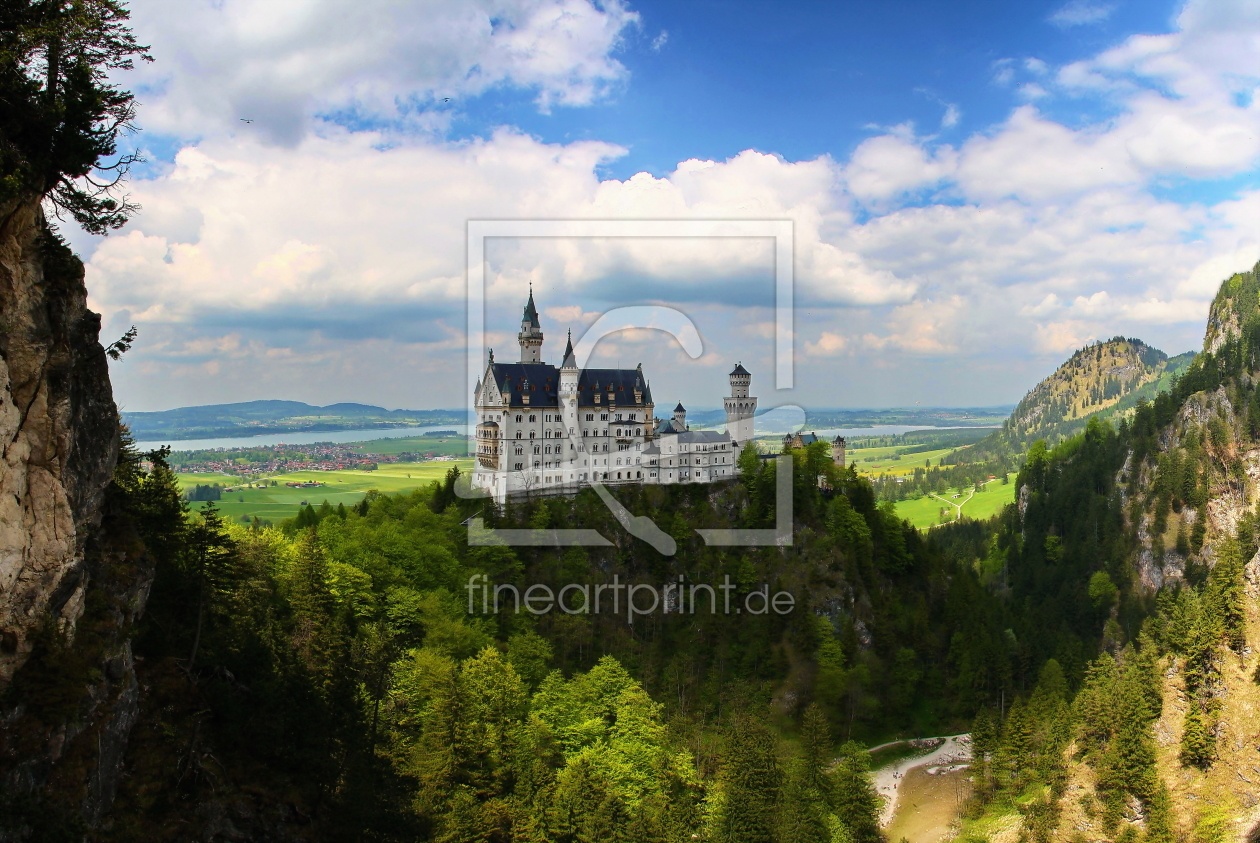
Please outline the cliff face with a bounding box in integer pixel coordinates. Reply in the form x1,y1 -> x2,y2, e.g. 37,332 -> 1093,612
0,197 -> 119,683
0,198 -> 147,837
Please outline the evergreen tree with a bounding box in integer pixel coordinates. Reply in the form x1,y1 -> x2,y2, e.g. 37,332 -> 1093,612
827,742 -> 880,843
715,716 -> 781,843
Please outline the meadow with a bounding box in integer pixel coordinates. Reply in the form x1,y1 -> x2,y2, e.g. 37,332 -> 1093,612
177,459 -> 474,523
848,445 -> 964,477
894,474 -> 1016,530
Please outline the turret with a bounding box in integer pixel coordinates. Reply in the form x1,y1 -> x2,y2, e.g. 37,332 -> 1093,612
518,284 -> 544,364
560,330 -> 578,395
673,402 -> 687,428
831,435 -> 846,468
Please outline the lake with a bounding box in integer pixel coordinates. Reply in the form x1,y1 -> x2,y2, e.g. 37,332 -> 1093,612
135,424 -> 470,453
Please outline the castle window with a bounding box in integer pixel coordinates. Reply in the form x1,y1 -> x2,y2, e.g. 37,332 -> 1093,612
516,415 -> 522,422
516,432 -> 522,439
529,414 -> 536,422
529,431 -> 535,439
600,413 -> 608,421
586,413 -> 594,421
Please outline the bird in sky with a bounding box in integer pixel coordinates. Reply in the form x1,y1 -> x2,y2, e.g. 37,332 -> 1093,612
240,118 -> 253,123
442,97 -> 450,102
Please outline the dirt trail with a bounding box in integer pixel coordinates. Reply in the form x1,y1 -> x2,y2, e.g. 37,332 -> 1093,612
872,734 -> 972,829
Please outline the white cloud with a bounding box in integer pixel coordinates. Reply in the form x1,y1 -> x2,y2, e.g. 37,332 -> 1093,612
805,331 -> 848,357
651,29 -> 668,51
94,0 -> 1260,410
126,0 -> 640,143
1035,320 -> 1094,354
843,133 -> 956,204
941,104 -> 961,129
1049,1 -> 1115,28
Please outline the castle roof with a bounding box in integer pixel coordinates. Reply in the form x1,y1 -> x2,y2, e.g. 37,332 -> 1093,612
522,286 -> 540,328
484,362 -> 652,408
730,362 -> 749,376
674,402 -> 686,413
561,330 -> 577,368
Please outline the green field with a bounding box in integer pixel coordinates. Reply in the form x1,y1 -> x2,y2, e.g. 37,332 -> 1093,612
850,445 -> 963,477
178,460 -> 474,523
894,474 -> 1016,529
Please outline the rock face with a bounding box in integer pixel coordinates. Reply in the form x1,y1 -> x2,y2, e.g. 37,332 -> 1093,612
0,197 -> 119,684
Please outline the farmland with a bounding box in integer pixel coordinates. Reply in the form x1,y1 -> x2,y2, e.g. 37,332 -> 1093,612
178,459 -> 473,523
848,445 -> 963,478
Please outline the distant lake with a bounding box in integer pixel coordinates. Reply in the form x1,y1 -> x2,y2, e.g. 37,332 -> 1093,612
135,424 -> 470,453
795,425 -> 997,438
729,424 -> 998,438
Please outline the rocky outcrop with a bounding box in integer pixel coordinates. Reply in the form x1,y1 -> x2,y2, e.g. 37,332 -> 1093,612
0,197 -> 119,683
0,197 -> 141,836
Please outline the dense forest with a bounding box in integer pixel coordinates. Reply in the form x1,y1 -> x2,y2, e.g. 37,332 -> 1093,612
1,417 -> 1187,840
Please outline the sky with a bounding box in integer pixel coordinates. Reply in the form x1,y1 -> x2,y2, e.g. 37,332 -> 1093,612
75,0 -> 1260,413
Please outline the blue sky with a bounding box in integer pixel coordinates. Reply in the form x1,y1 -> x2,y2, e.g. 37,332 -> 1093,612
79,0 -> 1260,412
468,0 -> 1183,179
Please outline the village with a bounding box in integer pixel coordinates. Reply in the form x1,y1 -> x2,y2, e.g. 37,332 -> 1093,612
164,439 -> 465,478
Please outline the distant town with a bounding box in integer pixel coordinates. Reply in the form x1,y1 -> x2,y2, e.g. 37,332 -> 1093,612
162,438 -> 468,477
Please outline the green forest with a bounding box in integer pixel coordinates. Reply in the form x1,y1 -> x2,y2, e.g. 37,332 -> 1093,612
9,407 -> 1243,841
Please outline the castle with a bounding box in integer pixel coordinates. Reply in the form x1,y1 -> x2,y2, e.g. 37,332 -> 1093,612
471,290 -> 759,502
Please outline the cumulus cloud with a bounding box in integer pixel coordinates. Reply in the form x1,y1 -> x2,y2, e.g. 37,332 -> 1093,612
94,0 -> 1260,410
843,132 -> 956,205
805,331 -> 848,357
126,0 -> 640,143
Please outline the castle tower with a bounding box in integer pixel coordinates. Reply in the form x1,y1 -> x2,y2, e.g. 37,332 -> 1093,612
724,362 -> 756,451
673,402 -> 687,429
831,435 -> 846,468
518,284 -> 543,364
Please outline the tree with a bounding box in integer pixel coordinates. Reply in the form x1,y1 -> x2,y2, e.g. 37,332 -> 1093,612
827,742 -> 880,843
715,716 -> 781,843
0,0 -> 152,232
184,499 -> 236,671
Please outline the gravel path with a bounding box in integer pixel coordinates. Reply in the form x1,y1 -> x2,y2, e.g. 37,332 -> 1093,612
872,734 -> 972,828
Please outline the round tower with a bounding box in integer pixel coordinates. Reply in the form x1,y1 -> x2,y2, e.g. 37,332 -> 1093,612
724,362 -> 756,451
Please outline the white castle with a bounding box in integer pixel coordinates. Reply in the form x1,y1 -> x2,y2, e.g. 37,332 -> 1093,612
471,289 -> 759,502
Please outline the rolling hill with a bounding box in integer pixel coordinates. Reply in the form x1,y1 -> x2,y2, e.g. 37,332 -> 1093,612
122,400 -> 463,441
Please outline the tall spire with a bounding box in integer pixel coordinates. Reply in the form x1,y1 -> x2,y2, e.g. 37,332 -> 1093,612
522,282 -> 540,328
518,284 -> 544,363
561,329 -> 577,369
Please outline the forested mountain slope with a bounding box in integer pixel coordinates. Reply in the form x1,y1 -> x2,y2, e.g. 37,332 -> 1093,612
951,340 -> 1194,471
955,260 -> 1260,843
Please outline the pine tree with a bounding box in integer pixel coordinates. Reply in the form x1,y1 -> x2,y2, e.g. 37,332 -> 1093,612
1178,701 -> 1215,770
715,716 -> 781,843
827,742 -> 880,843
184,500 -> 236,671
